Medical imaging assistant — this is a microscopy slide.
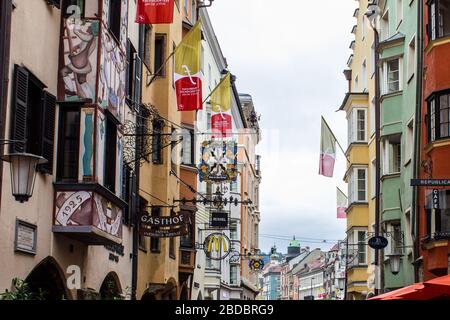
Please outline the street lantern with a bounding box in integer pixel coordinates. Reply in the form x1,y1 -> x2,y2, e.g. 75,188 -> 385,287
338,277 -> 346,290
387,253 -> 402,275
2,153 -> 47,203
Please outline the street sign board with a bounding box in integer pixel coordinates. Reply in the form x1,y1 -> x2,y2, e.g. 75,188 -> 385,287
411,179 -> 450,186
210,211 -> 229,228
433,189 -> 440,209
368,236 -> 389,250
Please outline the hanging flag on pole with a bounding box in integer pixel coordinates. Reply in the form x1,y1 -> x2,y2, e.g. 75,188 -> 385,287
319,117 -> 337,177
175,20 -> 203,111
136,0 -> 175,25
209,72 -> 232,138
337,187 -> 348,219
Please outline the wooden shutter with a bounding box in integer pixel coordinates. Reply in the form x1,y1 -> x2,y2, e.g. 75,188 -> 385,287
11,65 -> 29,153
39,91 -> 56,174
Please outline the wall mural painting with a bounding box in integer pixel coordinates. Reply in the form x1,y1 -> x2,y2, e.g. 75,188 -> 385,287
98,27 -> 127,122
55,191 -> 122,239
81,109 -> 95,180
99,0 -> 128,122
60,19 -> 99,102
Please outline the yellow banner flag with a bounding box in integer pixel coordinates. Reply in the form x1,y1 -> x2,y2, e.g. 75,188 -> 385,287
174,20 -> 203,111
210,72 -> 231,113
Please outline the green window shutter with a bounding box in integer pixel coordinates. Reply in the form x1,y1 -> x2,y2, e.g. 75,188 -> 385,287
10,65 -> 29,153
39,91 -> 56,174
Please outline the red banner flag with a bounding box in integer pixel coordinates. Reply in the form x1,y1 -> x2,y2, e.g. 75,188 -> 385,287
211,113 -> 232,138
175,21 -> 203,111
136,0 -> 175,24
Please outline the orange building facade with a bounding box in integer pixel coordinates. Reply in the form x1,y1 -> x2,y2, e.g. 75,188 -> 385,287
417,0 -> 450,281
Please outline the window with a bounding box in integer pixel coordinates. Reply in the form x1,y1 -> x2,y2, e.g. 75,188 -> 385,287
139,197 -> 148,251
370,97 -> 376,136
108,0 -> 121,42
152,119 -> 164,164
383,59 -> 401,94
230,265 -> 238,285
348,108 -> 367,144
169,237 -> 176,259
180,221 -> 194,248
382,135 -> 402,174
104,115 -> 117,193
396,0 -> 403,26
428,0 -> 450,40
230,226 -> 238,241
230,180 -> 238,193
122,164 -> 134,225
405,119 -> 414,164
362,14 -> 366,40
362,60 -> 367,92
358,231 -> 367,264
381,10 -> 390,41
154,34 -> 166,77
57,108 -> 80,181
348,167 -> 367,204
391,224 -> 403,254
126,40 -> 142,109
408,36 -> 416,81
142,25 -> 152,70
371,159 -> 376,199
428,91 -> 450,142
207,111 -> 212,131
181,127 -> 194,166
150,207 -> 161,252
426,190 -> 450,238
371,42 -> 376,76
405,209 -> 413,253
10,65 -> 56,174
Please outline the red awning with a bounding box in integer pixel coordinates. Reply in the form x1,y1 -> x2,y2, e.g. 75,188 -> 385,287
370,275 -> 450,300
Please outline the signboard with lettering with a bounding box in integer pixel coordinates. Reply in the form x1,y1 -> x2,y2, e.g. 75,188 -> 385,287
433,189 -> 440,209
210,211 -> 229,228
411,179 -> 450,186
139,211 -> 192,238
368,236 -> 389,250
15,220 -> 37,255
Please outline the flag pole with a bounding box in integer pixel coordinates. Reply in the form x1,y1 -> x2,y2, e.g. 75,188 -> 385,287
337,186 -> 348,198
321,116 -> 349,163
202,71 -> 230,105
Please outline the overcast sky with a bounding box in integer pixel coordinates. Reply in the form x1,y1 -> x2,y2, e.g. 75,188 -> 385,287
209,1 -> 358,254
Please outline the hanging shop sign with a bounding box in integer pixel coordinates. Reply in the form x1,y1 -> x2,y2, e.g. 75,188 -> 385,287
198,141 -> 238,183
140,211 -> 192,227
139,211 -> 191,238
135,0 -> 175,25
140,226 -> 188,238
410,179 -> 450,186
209,211 -> 229,228
249,259 -> 265,271
228,251 -> 241,264
368,236 -> 389,250
432,189 -> 440,209
203,233 -> 231,261
211,113 -> 233,138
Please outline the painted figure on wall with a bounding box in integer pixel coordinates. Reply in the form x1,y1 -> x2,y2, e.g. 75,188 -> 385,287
61,20 -> 99,101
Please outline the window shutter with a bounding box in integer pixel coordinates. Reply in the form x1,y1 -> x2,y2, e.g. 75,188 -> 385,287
11,65 -> 29,153
134,53 -> 142,112
39,91 -> 56,174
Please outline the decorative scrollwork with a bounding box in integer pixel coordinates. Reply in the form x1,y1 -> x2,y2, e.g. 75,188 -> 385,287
122,104 -> 182,171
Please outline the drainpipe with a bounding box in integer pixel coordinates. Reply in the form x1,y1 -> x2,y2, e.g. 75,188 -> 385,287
373,24 -> 382,297
0,0 -> 12,211
412,0 -> 424,283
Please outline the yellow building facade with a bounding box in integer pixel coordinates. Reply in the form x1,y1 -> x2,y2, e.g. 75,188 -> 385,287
340,0 -> 377,300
